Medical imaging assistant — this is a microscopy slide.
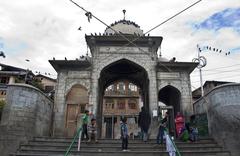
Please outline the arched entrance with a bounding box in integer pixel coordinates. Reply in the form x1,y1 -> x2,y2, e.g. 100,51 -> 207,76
65,84 -> 88,137
158,85 -> 181,114
158,85 -> 181,136
102,80 -> 142,139
97,59 -> 149,138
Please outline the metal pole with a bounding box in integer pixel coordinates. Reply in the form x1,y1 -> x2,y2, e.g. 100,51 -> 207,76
77,130 -> 82,151
199,68 -> 204,97
197,45 -> 204,97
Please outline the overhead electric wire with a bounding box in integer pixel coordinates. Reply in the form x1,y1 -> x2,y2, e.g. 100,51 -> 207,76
69,0 -> 143,50
118,0 -> 202,46
191,63 -> 240,74
69,0 -> 209,92
191,74 -> 240,83
191,68 -> 240,77
69,0 -> 202,72
144,0 -> 202,35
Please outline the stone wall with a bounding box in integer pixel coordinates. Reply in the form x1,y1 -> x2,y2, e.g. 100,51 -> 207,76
0,84 -> 53,156
53,70 -> 91,136
193,83 -> 240,156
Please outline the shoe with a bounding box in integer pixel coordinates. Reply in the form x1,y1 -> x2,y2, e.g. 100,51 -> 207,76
87,139 -> 91,142
95,140 -> 98,143
122,149 -> 127,152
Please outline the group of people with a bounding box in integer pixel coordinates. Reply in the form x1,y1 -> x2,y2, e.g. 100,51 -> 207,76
79,108 -> 198,151
175,112 -> 198,142
138,108 -> 198,145
81,110 -> 98,143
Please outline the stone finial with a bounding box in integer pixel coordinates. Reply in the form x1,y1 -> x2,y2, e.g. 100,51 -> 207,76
123,9 -> 126,20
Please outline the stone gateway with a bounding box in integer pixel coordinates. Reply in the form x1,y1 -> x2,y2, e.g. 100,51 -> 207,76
49,19 -> 197,138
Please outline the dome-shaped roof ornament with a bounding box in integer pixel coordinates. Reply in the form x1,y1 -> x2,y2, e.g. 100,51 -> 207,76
104,10 -> 143,36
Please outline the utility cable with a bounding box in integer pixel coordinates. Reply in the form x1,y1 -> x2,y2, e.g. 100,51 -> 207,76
69,0 -> 202,72
69,0 -> 144,50
144,0 -> 202,35
191,68 -> 240,77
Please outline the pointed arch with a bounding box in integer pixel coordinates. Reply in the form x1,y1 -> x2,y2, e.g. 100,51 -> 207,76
158,85 -> 181,115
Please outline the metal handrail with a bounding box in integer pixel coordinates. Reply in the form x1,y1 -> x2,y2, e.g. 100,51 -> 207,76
64,126 -> 82,156
165,130 -> 181,156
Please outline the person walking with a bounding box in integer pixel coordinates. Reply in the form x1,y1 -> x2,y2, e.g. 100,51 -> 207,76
156,111 -> 169,144
121,117 -> 129,151
138,106 -> 151,142
81,110 -> 90,141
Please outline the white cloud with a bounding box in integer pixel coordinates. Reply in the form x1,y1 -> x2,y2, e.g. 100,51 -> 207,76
0,0 -> 240,87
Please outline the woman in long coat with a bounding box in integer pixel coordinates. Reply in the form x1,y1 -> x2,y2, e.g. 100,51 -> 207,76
138,107 -> 151,142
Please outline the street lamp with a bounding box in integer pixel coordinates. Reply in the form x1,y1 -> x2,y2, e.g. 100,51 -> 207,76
24,59 -> 30,84
192,45 -> 207,97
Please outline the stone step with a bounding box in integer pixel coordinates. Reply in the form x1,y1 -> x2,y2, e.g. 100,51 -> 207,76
20,144 -> 224,152
13,149 -> 231,156
20,143 -> 223,150
33,137 -> 215,143
27,140 -> 218,147
12,137 -> 230,156
30,139 -> 217,145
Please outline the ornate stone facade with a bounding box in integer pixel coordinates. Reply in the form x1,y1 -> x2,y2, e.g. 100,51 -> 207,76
49,19 -> 197,137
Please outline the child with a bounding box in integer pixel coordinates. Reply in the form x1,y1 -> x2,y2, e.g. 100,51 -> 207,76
179,126 -> 189,142
189,115 -> 198,142
81,110 -> 89,141
121,117 -> 129,151
88,118 -> 98,143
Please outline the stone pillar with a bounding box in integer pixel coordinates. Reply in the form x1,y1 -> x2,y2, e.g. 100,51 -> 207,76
148,65 -> 159,139
180,73 -> 193,117
53,72 -> 67,136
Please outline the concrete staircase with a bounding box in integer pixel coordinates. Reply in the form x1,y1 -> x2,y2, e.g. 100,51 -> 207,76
11,137 -> 230,156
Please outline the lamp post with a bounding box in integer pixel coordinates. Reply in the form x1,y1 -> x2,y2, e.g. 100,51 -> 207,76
24,59 -> 30,84
192,45 -> 207,97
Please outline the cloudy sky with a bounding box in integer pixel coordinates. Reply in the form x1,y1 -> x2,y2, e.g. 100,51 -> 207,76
0,0 -> 240,89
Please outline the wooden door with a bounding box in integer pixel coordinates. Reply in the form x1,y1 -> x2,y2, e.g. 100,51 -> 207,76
65,104 -> 86,137
66,104 -> 78,137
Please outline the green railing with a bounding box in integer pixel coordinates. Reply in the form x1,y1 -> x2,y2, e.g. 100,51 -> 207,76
64,126 -> 82,156
165,130 -> 181,156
